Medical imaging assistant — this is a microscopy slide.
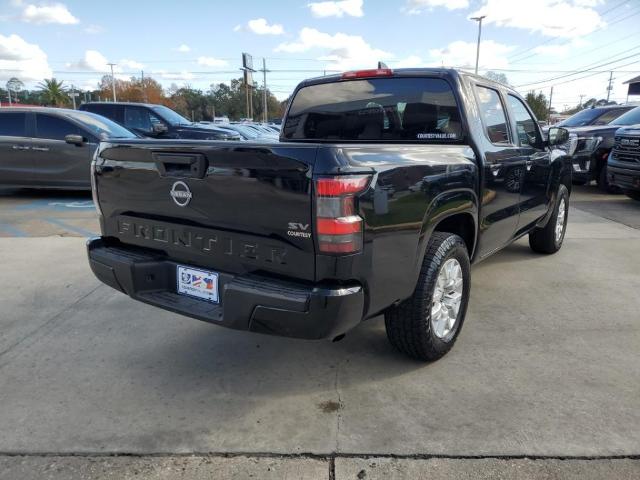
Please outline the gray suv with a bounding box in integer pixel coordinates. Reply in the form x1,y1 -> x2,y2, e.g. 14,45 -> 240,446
0,107 -> 136,190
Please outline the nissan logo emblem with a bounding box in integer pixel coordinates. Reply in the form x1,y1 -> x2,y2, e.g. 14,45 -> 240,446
170,181 -> 192,207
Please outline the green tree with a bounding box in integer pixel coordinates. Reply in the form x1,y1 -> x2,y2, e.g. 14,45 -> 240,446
38,78 -> 69,107
484,71 -> 510,86
525,91 -> 548,120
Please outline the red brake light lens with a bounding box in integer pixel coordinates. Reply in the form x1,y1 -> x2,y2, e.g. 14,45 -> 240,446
341,68 -> 393,79
316,176 -> 370,196
315,176 -> 370,255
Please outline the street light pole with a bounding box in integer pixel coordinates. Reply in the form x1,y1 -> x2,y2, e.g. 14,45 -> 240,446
107,63 -> 117,102
471,15 -> 486,75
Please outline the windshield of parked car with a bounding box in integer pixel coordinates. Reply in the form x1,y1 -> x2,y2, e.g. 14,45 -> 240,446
283,77 -> 463,142
66,111 -> 137,139
611,107 -> 640,126
558,108 -> 609,127
151,105 -> 192,126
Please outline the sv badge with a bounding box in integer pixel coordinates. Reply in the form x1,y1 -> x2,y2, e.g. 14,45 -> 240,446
287,222 -> 311,238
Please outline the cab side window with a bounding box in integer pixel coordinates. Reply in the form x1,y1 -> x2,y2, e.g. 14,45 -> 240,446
507,95 -> 542,147
35,114 -> 82,141
475,86 -> 510,144
0,113 -> 27,137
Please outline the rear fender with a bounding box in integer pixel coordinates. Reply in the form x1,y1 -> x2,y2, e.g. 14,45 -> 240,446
414,189 -> 478,280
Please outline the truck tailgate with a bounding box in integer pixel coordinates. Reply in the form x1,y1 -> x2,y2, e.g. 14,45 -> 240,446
95,141 -> 318,281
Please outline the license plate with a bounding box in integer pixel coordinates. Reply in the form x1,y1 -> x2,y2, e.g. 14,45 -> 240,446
177,265 -> 219,303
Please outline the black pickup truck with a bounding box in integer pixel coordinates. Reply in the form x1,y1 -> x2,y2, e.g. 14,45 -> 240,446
563,106 -> 640,191
609,125 -> 640,200
87,68 -> 572,361
79,102 -> 240,141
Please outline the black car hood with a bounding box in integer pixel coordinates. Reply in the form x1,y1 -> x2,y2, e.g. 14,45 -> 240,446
615,125 -> 640,136
565,125 -> 621,137
174,125 -> 235,137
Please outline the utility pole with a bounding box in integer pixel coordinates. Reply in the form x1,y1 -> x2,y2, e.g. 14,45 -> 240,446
7,88 -> 11,106
70,85 -> 76,109
261,58 -> 268,123
107,63 -> 117,102
606,71 -> 613,103
471,15 -> 486,75
141,70 -> 147,102
579,94 -> 585,108
547,86 -> 553,123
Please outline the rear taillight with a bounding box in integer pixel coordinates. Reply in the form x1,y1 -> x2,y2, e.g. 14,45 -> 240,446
90,156 -> 103,219
315,175 -> 370,254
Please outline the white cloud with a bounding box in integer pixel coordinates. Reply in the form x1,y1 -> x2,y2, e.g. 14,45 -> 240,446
84,24 -> 104,34
174,44 -> 191,53
428,40 -> 515,69
197,56 -> 228,67
308,0 -> 363,18
404,0 -> 469,14
532,44 -> 571,58
275,27 -> 390,70
0,33 -> 52,81
120,59 -> 144,70
67,50 -> 109,71
247,18 -> 284,35
470,0 -> 605,38
66,51 -> 144,74
233,24 -> 242,32
20,2 -> 79,25
153,70 -> 195,81
391,55 -> 427,68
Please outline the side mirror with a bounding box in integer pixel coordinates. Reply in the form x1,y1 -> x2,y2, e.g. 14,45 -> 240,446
547,127 -> 569,146
152,123 -> 168,134
65,134 -> 85,146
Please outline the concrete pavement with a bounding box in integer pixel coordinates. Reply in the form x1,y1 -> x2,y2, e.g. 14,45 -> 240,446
0,187 -> 639,477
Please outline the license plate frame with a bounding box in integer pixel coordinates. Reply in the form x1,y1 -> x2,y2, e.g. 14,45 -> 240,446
177,265 -> 219,303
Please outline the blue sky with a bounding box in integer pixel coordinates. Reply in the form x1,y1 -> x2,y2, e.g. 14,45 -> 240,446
1,0 -> 639,110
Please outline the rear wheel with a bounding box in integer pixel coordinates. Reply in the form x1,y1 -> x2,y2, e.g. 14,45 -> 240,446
529,184 -> 569,254
385,232 -> 470,362
597,165 -> 611,193
624,190 -> 640,201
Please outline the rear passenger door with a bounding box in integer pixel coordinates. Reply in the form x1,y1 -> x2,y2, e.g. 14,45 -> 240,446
31,114 -> 97,188
505,94 -> 552,231
0,112 -> 34,186
473,85 -> 526,258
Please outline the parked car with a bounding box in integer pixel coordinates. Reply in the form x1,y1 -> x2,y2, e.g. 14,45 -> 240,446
79,102 -> 240,141
608,125 -> 640,201
87,68 -> 572,361
213,123 -> 278,142
556,105 -> 635,128
0,107 -> 137,189
561,106 -> 640,190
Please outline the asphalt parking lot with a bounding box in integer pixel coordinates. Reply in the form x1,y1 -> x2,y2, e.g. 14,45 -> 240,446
0,185 -> 639,479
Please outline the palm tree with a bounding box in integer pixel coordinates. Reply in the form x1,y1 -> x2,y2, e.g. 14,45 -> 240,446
38,78 -> 68,107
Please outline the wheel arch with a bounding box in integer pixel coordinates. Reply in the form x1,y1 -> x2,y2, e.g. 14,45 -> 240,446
415,189 -> 479,281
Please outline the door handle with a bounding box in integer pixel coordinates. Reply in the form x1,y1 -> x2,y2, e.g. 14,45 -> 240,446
32,147 -> 50,152
12,145 -> 29,150
525,159 -> 533,171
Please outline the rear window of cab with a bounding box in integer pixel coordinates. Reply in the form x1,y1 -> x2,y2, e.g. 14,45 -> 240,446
283,77 -> 463,142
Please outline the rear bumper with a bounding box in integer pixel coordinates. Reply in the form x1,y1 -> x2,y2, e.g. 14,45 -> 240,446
87,238 -> 364,340
608,158 -> 640,191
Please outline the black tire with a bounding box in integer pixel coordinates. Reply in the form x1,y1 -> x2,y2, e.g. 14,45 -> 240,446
529,184 -> 569,254
385,232 -> 470,362
597,165 -> 618,193
624,190 -> 640,201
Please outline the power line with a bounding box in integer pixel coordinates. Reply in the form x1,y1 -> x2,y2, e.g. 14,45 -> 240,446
509,3 -> 640,64
514,47 -> 640,88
